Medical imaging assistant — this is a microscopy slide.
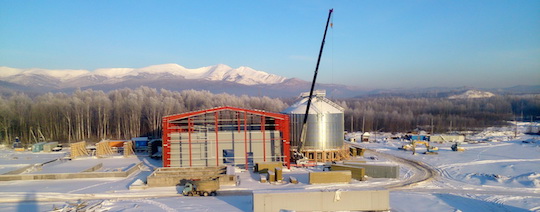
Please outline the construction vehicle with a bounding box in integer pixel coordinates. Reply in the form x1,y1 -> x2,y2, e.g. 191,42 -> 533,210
182,180 -> 219,196
400,141 -> 438,155
293,9 -> 334,165
398,143 -> 413,151
52,144 -> 63,152
414,141 -> 439,155
451,142 -> 465,151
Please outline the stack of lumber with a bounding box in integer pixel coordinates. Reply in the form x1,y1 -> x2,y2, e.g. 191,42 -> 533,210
70,141 -> 88,158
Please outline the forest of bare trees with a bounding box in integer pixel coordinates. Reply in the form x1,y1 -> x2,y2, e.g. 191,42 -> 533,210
340,95 -> 540,133
0,87 -> 287,146
0,86 -> 538,146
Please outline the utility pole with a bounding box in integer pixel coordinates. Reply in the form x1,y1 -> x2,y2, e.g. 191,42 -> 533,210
529,116 -> 533,134
430,117 -> 434,135
515,116 -> 518,138
350,116 -> 353,132
362,116 -> 365,133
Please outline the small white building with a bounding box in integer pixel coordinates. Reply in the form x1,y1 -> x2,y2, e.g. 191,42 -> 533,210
430,134 -> 465,143
361,132 -> 371,142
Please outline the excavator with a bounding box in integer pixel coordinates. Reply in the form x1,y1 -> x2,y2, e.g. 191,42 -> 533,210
400,141 -> 439,155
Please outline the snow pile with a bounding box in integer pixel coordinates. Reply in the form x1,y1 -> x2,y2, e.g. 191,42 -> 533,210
131,179 -> 145,186
465,173 -> 508,183
511,172 -> 540,187
464,172 -> 540,188
467,123 -> 533,142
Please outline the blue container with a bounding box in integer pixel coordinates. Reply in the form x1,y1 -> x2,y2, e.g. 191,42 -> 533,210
135,140 -> 148,147
223,149 -> 234,164
132,137 -> 149,148
410,135 -> 428,141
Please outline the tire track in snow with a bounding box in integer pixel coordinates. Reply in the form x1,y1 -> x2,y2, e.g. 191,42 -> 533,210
117,199 -> 177,212
67,169 -> 142,194
438,159 -> 540,169
470,142 -> 512,163
464,142 -> 512,150
359,148 -> 439,189
68,179 -> 125,194
355,144 -> 540,198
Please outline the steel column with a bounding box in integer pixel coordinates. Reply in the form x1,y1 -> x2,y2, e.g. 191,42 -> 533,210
215,111 -> 219,166
281,117 -> 291,169
244,111 -> 248,170
188,118 -> 192,167
262,116 -> 266,162
162,117 -> 170,167
237,112 -> 240,132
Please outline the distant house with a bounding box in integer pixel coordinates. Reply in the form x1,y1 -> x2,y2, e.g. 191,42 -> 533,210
361,132 -> 370,142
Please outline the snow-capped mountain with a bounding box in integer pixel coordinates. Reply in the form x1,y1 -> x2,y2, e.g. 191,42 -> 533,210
0,64 -> 287,87
0,63 -> 364,97
448,90 -> 496,99
1,64 -> 537,98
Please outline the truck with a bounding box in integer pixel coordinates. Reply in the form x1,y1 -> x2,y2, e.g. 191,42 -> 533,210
182,180 -> 219,196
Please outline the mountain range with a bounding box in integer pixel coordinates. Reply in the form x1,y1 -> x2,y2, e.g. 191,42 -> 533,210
0,64 -> 539,98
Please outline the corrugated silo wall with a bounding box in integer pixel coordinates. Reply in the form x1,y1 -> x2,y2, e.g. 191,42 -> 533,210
288,113 -> 344,150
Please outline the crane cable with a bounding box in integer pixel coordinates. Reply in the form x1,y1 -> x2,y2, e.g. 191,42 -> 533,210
331,11 -> 335,96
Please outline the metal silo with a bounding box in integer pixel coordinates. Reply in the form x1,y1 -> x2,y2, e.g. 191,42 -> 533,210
282,90 -> 344,151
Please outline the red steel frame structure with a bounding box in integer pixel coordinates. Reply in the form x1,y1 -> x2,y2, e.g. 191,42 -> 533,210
162,106 -> 290,169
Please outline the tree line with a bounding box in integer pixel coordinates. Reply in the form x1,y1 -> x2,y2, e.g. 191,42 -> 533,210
338,95 -> 540,133
0,87 -> 287,146
0,86 -> 538,146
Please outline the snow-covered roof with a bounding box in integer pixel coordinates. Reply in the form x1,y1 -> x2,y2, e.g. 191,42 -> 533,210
281,90 -> 344,114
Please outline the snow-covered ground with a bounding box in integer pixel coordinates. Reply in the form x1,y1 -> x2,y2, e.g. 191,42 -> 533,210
347,122 -> 540,212
0,122 -> 539,211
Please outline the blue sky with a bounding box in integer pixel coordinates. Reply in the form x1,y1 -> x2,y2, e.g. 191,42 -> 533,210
1,0 -> 539,89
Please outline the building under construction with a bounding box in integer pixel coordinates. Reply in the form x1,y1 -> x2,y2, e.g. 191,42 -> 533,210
162,106 -> 290,169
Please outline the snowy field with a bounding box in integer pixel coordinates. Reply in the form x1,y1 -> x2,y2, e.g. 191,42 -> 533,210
0,123 -> 539,211
347,123 -> 540,211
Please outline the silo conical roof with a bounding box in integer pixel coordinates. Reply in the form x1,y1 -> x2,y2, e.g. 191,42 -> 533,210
282,90 -> 344,114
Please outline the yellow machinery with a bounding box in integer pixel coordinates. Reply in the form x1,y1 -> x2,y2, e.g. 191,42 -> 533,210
451,142 -> 465,151
400,141 -> 438,155
413,141 -> 439,155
